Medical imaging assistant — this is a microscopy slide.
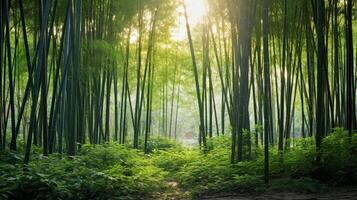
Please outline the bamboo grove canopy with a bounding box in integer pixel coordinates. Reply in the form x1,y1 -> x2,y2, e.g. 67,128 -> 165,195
0,0 -> 356,185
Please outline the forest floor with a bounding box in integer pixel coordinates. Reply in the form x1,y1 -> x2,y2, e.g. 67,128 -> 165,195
155,182 -> 357,200
200,186 -> 357,200
2,134 -> 356,200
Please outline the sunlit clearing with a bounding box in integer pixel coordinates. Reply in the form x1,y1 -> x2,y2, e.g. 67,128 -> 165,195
172,0 -> 207,41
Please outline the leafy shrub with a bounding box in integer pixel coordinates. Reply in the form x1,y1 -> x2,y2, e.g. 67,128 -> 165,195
166,131 -> 356,197
134,136 -> 182,153
232,174 -> 265,192
0,144 -> 167,200
318,128 -> 357,184
282,137 -> 317,177
175,138 -> 265,197
151,148 -> 200,178
1,129 -> 356,199
206,135 -> 231,151
78,143 -> 139,170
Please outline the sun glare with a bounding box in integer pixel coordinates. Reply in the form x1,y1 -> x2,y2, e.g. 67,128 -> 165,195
184,0 -> 207,25
172,0 -> 207,41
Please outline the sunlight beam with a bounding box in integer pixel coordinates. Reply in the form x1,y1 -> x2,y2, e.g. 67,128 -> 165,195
172,0 -> 207,41
184,0 -> 206,25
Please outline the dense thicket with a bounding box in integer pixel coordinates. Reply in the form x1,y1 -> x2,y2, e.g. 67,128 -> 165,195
0,0 -> 356,198
1,0 -> 178,158
1,130 -> 356,199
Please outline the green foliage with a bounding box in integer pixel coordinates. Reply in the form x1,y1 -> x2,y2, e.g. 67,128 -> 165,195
318,128 -> 357,184
269,177 -> 328,193
0,144 -> 166,200
156,130 -> 356,197
206,134 -> 231,151
141,136 -> 182,153
78,143 -> 139,170
1,130 -> 356,199
279,137 -> 317,177
174,144 -> 266,197
151,148 -> 201,178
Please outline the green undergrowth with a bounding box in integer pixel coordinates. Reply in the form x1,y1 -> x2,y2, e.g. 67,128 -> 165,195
0,140 -> 169,200
1,130 -> 357,199
151,128 -> 357,198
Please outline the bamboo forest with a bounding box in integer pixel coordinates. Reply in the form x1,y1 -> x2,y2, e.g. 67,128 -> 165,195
1,0 -> 357,199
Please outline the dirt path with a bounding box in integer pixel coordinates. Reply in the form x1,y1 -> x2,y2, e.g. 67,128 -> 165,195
201,186 -> 357,200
